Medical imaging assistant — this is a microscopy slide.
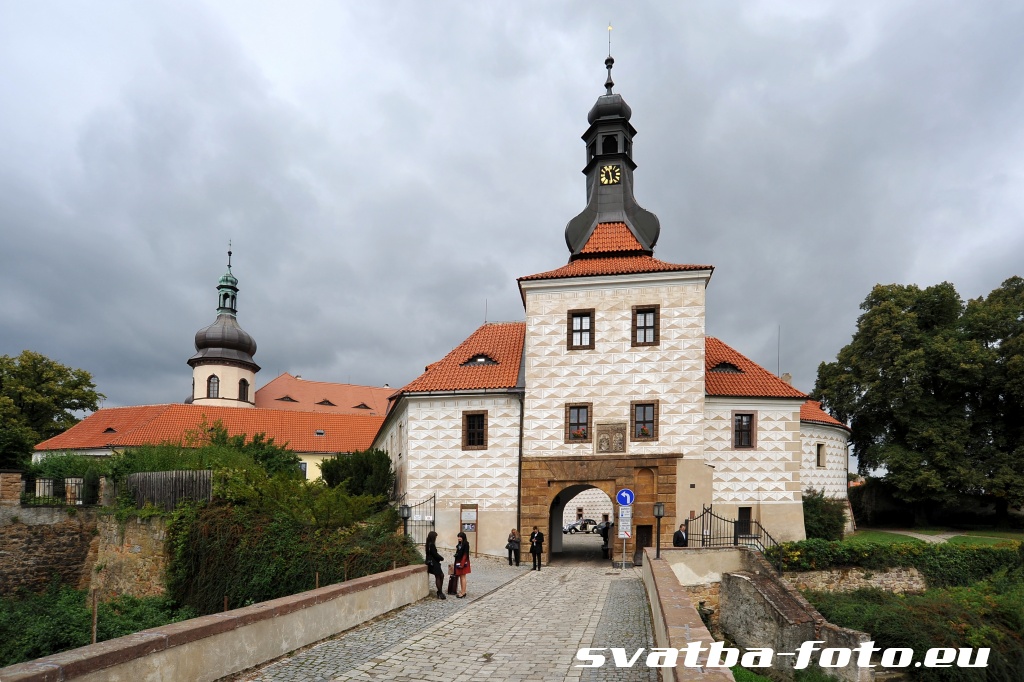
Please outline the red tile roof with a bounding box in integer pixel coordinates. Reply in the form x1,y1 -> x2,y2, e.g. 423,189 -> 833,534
254,373 -> 392,415
705,337 -> 808,399
35,404 -> 383,454
519,255 -> 713,282
579,222 -> 644,254
800,400 -> 850,431
400,322 -> 525,393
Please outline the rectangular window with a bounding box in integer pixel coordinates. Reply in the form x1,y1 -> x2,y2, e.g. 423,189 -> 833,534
567,309 -> 595,350
565,403 -> 592,442
630,400 -> 659,441
631,305 -> 660,347
733,412 -> 756,449
462,411 -> 488,450
816,443 -> 826,468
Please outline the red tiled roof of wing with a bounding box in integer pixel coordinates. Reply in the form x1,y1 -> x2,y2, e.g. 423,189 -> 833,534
35,404 -> 383,453
400,322 -> 525,392
519,255 -> 713,282
254,373 -> 392,415
800,400 -> 850,431
705,337 -> 808,399
579,222 -> 645,254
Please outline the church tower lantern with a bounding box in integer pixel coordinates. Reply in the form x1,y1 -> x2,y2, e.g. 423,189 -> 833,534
564,55 -> 661,259
187,249 -> 259,407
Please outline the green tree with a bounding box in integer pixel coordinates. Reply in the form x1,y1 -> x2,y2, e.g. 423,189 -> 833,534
802,488 -> 847,540
0,351 -> 103,468
319,448 -> 396,500
814,278 -> 1024,523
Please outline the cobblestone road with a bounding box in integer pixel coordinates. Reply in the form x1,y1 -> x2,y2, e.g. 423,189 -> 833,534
235,554 -> 655,682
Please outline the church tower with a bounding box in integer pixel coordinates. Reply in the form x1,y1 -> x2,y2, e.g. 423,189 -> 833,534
188,250 -> 259,407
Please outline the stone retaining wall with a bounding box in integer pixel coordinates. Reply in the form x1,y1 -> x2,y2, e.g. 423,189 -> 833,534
0,507 -> 99,596
89,516 -> 167,600
0,564 -> 430,682
783,567 -> 926,594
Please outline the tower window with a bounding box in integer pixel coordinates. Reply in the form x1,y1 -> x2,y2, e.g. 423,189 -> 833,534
602,135 -> 617,155
207,375 -> 220,399
631,401 -> 658,440
565,403 -> 592,442
632,305 -> 660,347
588,141 -> 596,160
239,378 -> 249,402
567,309 -> 595,350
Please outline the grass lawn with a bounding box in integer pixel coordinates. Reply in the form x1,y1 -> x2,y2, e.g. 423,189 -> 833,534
962,529 -> 1024,540
946,535 -> 1021,547
842,530 -> 925,544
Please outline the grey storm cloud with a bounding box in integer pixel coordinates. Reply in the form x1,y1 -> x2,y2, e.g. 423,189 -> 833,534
1,0 -> 1022,409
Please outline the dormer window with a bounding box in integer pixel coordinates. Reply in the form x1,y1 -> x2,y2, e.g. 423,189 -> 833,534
315,430 -> 325,437
353,403 -> 372,410
711,362 -> 743,374
276,395 -> 298,402
103,427 -> 117,434
317,399 -> 336,406
461,354 -> 497,366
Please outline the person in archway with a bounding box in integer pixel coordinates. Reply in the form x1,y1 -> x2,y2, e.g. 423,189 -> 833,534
507,528 -> 521,566
424,531 -> 446,599
673,522 -> 688,548
529,526 -> 544,570
453,531 -> 471,598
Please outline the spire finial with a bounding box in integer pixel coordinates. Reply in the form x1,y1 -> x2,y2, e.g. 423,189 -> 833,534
227,240 -> 233,271
605,24 -> 615,95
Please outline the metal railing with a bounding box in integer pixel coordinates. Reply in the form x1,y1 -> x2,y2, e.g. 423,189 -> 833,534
20,476 -> 99,506
688,505 -> 784,572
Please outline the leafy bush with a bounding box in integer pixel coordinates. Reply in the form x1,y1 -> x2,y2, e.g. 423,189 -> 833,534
320,448 -> 396,500
0,583 -> 194,667
802,488 -> 847,540
770,538 -> 1022,587
29,452 -> 109,479
807,571 -> 1024,681
165,501 -> 419,615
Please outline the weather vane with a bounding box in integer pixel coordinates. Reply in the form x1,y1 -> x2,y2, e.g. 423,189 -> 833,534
608,22 -> 612,57
227,240 -> 232,270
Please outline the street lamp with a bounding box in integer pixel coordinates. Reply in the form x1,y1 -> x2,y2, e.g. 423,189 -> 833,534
399,504 -> 411,537
653,502 -> 665,559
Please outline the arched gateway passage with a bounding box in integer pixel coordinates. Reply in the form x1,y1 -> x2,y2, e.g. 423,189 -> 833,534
548,484 -> 614,562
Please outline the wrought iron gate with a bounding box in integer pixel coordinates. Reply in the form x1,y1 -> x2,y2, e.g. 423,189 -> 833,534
688,505 -> 783,572
402,494 -> 436,547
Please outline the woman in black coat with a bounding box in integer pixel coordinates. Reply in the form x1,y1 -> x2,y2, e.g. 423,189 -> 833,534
424,531 -> 446,599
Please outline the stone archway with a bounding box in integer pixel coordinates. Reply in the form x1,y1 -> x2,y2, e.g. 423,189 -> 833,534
520,454 -> 680,566
547,484 -> 614,561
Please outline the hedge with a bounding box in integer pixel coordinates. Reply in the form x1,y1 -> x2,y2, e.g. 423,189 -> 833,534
768,538 -> 1023,587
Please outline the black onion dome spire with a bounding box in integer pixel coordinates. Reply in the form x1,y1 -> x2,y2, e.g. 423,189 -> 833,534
565,55 -> 661,260
187,250 -> 259,372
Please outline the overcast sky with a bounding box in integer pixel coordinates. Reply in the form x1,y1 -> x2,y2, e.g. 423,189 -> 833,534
2,1 -> 1022,410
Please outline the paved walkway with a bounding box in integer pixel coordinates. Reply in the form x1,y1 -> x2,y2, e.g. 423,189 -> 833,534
234,554 -> 655,682
883,530 -> 958,543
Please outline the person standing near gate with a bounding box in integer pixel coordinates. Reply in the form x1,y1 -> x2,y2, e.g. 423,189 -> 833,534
453,531 -> 471,598
529,526 -> 544,570
673,522 -> 688,548
424,531 -> 446,599
507,528 -> 521,567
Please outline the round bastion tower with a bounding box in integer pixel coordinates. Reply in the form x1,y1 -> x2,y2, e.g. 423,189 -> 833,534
187,250 -> 259,407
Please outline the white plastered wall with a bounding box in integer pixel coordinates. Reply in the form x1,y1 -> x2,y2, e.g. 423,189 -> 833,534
800,422 -> 850,499
191,364 -> 256,407
520,271 -> 710,459
377,393 -> 522,558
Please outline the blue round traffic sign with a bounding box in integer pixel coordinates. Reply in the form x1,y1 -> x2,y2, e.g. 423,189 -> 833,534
616,488 -> 635,506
